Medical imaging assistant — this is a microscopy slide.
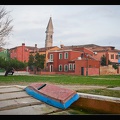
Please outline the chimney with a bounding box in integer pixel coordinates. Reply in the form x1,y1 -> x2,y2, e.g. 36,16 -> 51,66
106,51 -> 109,66
60,44 -> 64,48
22,43 -> 25,46
35,44 -> 37,48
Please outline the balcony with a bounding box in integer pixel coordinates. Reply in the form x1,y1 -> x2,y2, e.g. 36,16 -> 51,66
47,59 -> 53,63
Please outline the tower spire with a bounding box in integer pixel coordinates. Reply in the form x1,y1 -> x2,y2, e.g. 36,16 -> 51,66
45,17 -> 54,48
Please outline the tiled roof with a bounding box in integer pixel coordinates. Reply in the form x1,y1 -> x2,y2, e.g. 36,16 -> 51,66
63,44 -> 120,52
30,46 -> 59,53
63,44 -> 100,49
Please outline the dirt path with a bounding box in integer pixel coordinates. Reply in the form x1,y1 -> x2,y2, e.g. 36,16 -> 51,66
57,84 -> 107,91
0,82 -> 107,91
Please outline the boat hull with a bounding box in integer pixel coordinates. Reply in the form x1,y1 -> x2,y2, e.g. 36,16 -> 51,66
25,83 -> 80,109
25,84 -> 80,109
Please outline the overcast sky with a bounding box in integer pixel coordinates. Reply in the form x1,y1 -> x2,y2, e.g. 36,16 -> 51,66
2,5 -> 120,49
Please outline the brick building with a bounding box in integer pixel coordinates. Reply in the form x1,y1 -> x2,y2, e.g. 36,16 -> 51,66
9,43 -> 37,62
62,44 -> 120,65
47,47 -> 100,76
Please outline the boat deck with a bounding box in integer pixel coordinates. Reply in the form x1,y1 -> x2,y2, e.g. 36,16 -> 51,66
0,85 -> 82,115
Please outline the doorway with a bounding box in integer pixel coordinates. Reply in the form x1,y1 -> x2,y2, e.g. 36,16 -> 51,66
50,65 -> 53,72
81,67 -> 84,75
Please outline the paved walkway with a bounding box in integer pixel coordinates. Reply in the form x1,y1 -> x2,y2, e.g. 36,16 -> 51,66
0,85 -> 119,114
0,85 -> 94,115
0,71 -> 30,76
107,87 -> 120,91
0,85 -> 65,115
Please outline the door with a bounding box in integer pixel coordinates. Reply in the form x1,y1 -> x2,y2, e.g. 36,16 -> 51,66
81,67 -> 84,75
50,65 -> 53,72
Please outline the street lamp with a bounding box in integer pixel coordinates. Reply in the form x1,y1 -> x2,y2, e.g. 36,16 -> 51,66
86,54 -> 88,76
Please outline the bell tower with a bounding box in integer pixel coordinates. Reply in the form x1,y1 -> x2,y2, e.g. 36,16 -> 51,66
45,17 -> 54,48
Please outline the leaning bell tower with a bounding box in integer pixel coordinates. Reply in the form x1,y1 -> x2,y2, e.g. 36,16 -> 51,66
45,17 -> 54,48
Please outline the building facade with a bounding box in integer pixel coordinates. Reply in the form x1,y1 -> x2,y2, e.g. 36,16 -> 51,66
9,43 -> 37,62
47,47 -> 100,76
62,44 -> 120,65
30,46 -> 60,69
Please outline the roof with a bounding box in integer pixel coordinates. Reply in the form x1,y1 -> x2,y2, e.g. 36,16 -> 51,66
38,46 -> 58,52
30,46 -> 59,53
46,17 -> 53,33
68,53 -> 99,62
63,44 -> 120,53
63,44 -> 100,49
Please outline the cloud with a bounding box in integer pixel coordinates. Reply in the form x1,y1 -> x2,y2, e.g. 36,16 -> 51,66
3,5 -> 120,50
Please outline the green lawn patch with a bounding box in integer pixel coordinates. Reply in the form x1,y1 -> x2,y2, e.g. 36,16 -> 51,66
77,89 -> 120,98
0,74 -> 120,87
0,74 -> 120,97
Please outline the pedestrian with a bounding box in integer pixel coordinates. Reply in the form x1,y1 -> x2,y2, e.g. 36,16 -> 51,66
11,67 -> 15,75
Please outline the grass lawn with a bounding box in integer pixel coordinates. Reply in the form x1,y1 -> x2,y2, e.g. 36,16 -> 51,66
0,74 -> 120,97
77,89 -> 120,98
0,74 -> 120,86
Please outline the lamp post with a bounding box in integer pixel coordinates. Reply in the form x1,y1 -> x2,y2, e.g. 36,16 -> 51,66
86,54 -> 88,76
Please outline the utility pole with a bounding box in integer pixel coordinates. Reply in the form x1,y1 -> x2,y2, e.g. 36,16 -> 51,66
86,54 -> 88,76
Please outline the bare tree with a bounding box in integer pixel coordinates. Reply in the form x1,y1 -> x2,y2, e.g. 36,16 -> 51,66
0,6 -> 13,47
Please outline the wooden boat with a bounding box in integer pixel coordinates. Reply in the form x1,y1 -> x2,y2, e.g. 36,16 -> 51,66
24,83 -> 80,109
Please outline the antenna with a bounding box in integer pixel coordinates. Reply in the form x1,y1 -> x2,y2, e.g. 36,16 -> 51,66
60,40 -> 62,45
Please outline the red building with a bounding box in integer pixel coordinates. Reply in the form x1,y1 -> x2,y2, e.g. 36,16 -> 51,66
62,44 -> 120,65
47,47 -> 100,76
9,43 -> 38,62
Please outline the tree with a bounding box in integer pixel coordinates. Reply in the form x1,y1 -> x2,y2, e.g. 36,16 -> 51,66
113,64 -> 118,69
34,53 -> 45,70
28,53 -> 45,71
0,6 -> 13,47
28,54 -> 34,71
0,57 -> 27,76
100,55 -> 111,66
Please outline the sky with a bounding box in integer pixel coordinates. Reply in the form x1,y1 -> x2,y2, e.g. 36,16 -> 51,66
1,5 -> 120,49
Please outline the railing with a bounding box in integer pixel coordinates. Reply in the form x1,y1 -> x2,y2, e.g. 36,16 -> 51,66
47,59 -> 53,62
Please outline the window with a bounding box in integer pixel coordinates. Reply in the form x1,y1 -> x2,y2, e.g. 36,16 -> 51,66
69,64 -> 72,70
64,52 -> 68,59
59,53 -> 62,59
111,54 -> 114,59
51,35 -> 52,39
64,64 -> 68,72
59,65 -> 62,71
50,54 -> 53,61
118,55 -> 120,60
73,64 -> 75,70
46,63 -> 48,67
89,65 -> 92,68
81,53 -> 84,58
116,55 -> 118,59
